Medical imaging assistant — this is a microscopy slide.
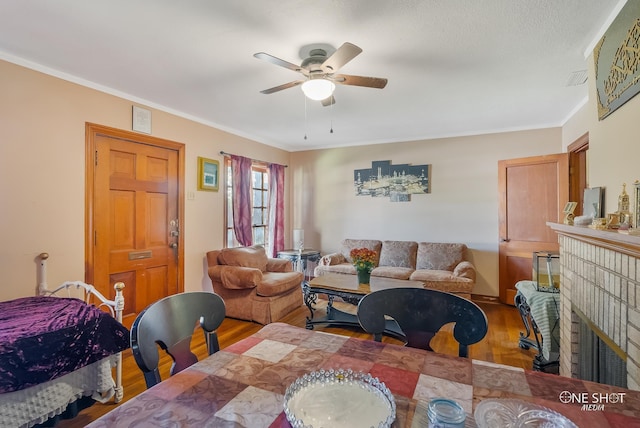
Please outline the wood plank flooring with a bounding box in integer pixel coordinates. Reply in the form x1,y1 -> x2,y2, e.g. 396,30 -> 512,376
57,298 -> 537,427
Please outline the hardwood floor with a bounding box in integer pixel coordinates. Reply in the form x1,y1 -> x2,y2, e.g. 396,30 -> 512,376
57,299 -> 536,427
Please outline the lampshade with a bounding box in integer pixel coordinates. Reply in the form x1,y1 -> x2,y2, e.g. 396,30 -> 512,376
301,79 -> 335,101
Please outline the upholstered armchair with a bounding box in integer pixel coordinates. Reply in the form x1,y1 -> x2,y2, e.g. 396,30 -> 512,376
206,245 -> 304,324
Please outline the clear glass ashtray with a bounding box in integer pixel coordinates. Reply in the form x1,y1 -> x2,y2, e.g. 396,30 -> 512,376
474,398 -> 577,428
284,368 -> 396,428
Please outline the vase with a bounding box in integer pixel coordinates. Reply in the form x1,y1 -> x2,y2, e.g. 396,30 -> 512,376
357,268 -> 371,285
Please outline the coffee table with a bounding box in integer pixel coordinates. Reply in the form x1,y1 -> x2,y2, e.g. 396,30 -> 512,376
303,273 -> 425,339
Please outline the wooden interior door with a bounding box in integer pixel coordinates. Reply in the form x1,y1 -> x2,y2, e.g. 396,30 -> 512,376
498,153 -> 569,305
86,124 -> 184,325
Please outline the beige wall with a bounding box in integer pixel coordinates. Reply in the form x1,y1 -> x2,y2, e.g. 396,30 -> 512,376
291,129 -> 562,297
3,31 -> 638,302
0,60 -> 291,301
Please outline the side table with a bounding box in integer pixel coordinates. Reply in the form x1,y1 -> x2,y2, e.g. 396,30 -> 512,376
515,280 -> 560,374
276,249 -> 321,280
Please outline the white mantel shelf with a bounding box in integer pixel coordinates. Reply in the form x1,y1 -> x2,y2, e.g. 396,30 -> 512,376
547,222 -> 640,259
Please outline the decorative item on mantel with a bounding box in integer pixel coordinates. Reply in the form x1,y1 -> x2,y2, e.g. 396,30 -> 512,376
616,183 -> 633,228
562,202 -> 577,225
350,247 -> 377,285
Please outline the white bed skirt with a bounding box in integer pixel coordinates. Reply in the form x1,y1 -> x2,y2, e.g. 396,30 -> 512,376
0,356 -> 117,428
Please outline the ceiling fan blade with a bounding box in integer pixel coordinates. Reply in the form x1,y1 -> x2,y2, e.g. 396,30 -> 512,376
254,52 -> 307,75
333,74 -> 388,89
322,42 -> 362,72
321,95 -> 336,107
260,80 -> 304,94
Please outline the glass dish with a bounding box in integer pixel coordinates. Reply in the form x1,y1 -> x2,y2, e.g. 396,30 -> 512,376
474,399 -> 577,428
284,368 -> 396,428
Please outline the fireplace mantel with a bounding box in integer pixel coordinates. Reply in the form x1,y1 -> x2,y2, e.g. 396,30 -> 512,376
547,222 -> 640,258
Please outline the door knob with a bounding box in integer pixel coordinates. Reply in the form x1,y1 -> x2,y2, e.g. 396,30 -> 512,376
170,243 -> 178,249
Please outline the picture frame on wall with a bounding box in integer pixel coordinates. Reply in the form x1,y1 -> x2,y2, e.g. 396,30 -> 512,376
197,157 -> 219,191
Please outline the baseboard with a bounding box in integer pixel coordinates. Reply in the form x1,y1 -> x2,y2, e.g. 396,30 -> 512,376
471,294 -> 501,304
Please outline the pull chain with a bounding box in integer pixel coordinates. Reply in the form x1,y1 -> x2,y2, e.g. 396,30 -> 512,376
330,96 -> 334,134
304,95 -> 308,140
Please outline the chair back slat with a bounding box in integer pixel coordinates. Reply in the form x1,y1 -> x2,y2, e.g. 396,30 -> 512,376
131,291 -> 226,388
357,288 -> 487,358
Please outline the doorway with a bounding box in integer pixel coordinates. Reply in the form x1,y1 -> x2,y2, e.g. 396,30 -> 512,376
498,153 -> 569,305
85,123 -> 185,325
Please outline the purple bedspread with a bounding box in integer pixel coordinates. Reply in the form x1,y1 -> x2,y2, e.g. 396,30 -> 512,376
0,296 -> 129,394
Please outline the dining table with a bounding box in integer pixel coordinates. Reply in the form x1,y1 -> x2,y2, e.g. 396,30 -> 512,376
87,322 -> 640,427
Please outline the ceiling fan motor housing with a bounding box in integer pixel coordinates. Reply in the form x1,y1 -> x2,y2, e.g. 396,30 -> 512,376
301,49 -> 329,72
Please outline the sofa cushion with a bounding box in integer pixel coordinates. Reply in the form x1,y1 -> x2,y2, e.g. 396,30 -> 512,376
341,239 -> 382,264
316,264 -> 356,275
371,266 -> 413,280
409,269 -> 474,293
256,271 -> 303,297
416,243 -> 466,271
218,245 -> 268,272
378,240 -> 417,268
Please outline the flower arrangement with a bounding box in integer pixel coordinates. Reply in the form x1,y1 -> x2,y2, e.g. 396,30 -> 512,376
350,248 -> 377,273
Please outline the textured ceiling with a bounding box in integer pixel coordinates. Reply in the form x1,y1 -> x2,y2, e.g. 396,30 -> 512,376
0,0 -> 625,151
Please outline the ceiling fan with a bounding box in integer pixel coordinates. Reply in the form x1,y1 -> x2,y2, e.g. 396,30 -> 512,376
254,42 -> 388,106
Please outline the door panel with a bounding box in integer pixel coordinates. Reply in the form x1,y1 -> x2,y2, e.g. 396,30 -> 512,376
86,123 -> 184,326
498,154 -> 568,305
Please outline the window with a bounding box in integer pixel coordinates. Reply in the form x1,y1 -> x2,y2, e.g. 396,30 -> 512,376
224,158 -> 270,248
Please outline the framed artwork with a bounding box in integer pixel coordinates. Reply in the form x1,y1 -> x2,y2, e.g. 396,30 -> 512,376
197,157 -> 219,191
132,106 -> 152,134
354,160 -> 430,202
594,0 -> 640,120
635,181 -> 640,229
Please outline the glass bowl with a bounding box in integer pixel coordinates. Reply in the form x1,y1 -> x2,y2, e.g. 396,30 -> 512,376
474,398 -> 577,428
284,368 -> 396,428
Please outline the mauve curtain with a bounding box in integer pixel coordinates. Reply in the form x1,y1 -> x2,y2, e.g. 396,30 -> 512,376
268,163 -> 285,257
231,155 -> 253,246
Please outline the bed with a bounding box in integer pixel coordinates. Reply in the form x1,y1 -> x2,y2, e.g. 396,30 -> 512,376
0,255 -> 129,427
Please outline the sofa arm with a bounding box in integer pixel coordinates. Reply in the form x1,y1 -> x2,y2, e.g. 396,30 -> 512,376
453,261 -> 476,282
318,253 -> 346,266
266,257 -> 293,272
208,265 -> 262,289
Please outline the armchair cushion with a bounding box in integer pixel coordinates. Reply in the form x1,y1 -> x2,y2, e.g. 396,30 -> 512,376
208,266 -> 261,290
266,258 -> 293,272
257,272 -> 304,297
218,245 -> 268,272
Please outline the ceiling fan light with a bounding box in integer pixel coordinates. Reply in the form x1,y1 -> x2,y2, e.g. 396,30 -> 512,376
301,79 -> 335,101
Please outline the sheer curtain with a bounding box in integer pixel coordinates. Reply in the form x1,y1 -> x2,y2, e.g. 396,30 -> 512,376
231,155 -> 253,246
268,163 -> 285,257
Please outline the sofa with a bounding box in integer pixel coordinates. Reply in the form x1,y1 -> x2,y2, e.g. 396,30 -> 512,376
314,239 -> 476,297
206,246 -> 304,324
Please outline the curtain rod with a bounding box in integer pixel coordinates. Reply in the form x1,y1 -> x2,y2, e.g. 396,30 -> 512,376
219,151 -> 288,167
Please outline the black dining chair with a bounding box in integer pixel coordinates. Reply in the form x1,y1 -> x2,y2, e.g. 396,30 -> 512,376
130,291 -> 226,388
357,287 -> 488,357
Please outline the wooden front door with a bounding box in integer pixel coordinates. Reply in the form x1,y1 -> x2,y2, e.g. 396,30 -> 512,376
86,123 -> 184,324
498,153 -> 569,305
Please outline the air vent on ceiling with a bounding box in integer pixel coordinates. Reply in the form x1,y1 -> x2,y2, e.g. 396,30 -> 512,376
566,70 -> 588,86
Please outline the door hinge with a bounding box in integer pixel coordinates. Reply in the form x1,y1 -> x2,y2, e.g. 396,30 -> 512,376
94,230 -> 97,245
95,150 -> 98,166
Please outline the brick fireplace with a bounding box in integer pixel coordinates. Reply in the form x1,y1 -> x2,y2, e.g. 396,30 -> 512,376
548,223 -> 640,390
